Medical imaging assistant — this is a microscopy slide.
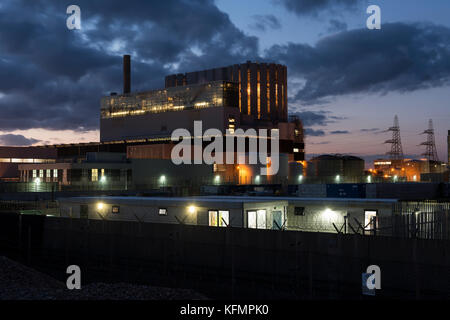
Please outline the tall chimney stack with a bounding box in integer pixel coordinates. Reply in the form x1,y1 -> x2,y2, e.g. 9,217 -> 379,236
123,55 -> 131,94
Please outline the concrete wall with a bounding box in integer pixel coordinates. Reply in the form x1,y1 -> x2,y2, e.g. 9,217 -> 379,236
2,215 -> 449,299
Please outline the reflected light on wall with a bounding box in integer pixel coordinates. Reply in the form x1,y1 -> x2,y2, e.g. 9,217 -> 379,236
321,208 -> 337,222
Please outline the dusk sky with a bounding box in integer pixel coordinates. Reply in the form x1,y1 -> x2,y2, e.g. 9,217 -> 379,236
1,0 -> 450,164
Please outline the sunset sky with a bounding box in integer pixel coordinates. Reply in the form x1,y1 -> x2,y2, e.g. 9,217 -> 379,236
1,0 -> 450,164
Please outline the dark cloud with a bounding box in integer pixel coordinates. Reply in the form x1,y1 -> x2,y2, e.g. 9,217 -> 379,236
266,22 -> 450,104
277,0 -> 361,16
2,0 -> 450,139
0,0 -> 258,131
304,128 -> 325,137
290,111 -> 328,126
330,130 -> 349,135
249,14 -> 281,32
0,134 -> 40,146
289,110 -> 345,126
327,19 -> 348,33
360,128 -> 380,133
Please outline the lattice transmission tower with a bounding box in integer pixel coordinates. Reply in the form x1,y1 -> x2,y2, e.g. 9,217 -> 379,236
385,115 -> 404,161
420,119 -> 439,162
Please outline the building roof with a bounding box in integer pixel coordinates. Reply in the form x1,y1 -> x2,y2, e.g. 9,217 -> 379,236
58,195 -> 398,204
311,154 -> 364,161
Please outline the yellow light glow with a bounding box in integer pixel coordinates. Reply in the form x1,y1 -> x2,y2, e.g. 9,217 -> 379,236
188,205 -> 196,214
322,208 -> 337,221
97,202 -> 104,210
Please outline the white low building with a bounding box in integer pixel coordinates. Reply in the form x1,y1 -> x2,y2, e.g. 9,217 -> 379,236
57,196 -> 397,234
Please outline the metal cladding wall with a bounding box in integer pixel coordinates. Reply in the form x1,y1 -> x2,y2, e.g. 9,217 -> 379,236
0,146 -> 57,159
165,61 -> 288,122
326,184 -> 366,198
0,147 -> 57,179
448,130 -> 450,165
100,106 -> 241,142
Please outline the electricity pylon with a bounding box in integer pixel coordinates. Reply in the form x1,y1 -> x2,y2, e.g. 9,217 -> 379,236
385,115 -> 404,161
420,119 -> 439,162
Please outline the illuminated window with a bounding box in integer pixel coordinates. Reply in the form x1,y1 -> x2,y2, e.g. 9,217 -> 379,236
39,170 -> 44,178
247,211 -> 257,229
208,210 -> 218,227
247,68 -> 251,115
257,210 -> 266,229
32,170 -> 37,178
275,70 -> 278,111
91,169 -> 98,182
266,70 -> 270,114
209,210 -> 229,227
238,71 -> 241,112
11,158 -> 34,163
293,148 -> 299,153
275,84 -> 278,110
257,69 -> 261,119
364,210 -> 377,231
228,116 -> 236,134
53,169 -> 58,178
159,208 -> 167,216
219,211 -> 229,227
0,158 -> 10,163
101,168 -> 105,177
247,210 -> 266,229
112,206 -> 120,214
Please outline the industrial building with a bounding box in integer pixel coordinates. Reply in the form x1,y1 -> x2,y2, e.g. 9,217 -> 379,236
373,158 -> 448,182
100,56 -> 304,162
18,152 -> 131,187
100,80 -> 241,142
165,61 -> 288,123
7,56 -> 305,186
306,154 -> 365,183
448,130 -> 450,165
0,147 -> 57,182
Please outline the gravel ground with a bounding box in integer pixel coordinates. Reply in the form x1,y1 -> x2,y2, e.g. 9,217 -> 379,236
0,256 -> 207,300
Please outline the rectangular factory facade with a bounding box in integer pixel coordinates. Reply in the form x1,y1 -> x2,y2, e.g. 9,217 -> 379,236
100,81 -> 240,142
165,61 -> 288,123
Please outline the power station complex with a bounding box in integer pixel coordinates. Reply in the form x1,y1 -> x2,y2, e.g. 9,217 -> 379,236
0,56 -> 448,189
3,56 -> 307,188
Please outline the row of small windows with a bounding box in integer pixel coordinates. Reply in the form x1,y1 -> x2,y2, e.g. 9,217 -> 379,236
32,169 -> 58,178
